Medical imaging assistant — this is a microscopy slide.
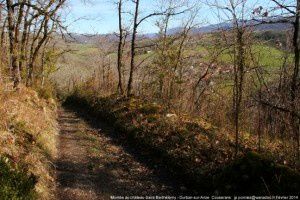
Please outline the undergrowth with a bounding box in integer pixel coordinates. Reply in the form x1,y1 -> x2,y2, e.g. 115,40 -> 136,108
64,84 -> 300,195
0,158 -> 37,200
0,84 -> 58,199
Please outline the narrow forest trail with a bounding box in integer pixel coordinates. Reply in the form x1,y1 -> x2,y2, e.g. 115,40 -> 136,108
55,107 -> 188,200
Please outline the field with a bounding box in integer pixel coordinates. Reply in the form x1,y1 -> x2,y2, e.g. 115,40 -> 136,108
52,35 -> 291,99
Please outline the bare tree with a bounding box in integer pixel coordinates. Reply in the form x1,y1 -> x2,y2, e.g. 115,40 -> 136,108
126,0 -> 188,96
289,0 -> 300,161
6,0 -> 22,88
126,0 -> 139,96
116,0 -> 129,95
2,0 -> 66,88
253,0 -> 300,160
207,0 -> 251,156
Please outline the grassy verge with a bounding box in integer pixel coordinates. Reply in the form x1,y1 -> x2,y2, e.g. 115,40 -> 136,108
0,84 -> 58,199
64,87 -> 300,195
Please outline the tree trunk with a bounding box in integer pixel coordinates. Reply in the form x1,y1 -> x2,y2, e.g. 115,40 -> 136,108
19,2 -> 30,77
117,0 -> 124,94
233,28 -> 245,157
6,0 -> 21,88
127,0 -> 139,97
27,14 -> 50,86
0,18 -> 5,83
291,1 -> 300,161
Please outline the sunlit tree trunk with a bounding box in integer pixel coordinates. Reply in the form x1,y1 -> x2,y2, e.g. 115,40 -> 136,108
117,0 -> 124,94
127,0 -> 139,96
6,0 -> 21,88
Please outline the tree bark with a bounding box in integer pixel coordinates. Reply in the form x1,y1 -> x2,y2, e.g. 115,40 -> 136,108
127,0 -> 139,96
291,0 -> 300,160
19,1 -> 30,76
117,0 -> 124,94
6,0 -> 21,88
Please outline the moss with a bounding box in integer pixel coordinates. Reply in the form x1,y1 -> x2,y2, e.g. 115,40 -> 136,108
0,158 -> 37,200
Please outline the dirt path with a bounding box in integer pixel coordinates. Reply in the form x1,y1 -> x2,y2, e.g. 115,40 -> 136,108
55,107 -> 187,200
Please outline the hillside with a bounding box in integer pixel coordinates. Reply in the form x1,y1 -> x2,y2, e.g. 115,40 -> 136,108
63,83 -> 300,195
66,20 -> 291,43
0,85 -> 58,199
1,0 -> 300,199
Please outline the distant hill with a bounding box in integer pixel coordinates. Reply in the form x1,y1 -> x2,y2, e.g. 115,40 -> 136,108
65,33 -> 117,44
66,18 -> 292,44
167,20 -> 292,35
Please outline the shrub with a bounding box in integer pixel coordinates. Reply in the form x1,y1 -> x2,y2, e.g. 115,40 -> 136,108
64,89 -> 300,195
0,158 -> 37,200
34,82 -> 56,100
213,152 -> 300,195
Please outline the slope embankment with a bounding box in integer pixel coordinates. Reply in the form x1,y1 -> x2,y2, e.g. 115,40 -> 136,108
64,88 -> 300,195
0,85 -> 58,199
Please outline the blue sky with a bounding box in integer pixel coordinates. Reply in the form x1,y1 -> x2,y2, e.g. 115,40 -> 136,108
65,0 -> 278,34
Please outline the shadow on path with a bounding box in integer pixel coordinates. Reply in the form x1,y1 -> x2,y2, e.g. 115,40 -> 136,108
55,107 -> 195,200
